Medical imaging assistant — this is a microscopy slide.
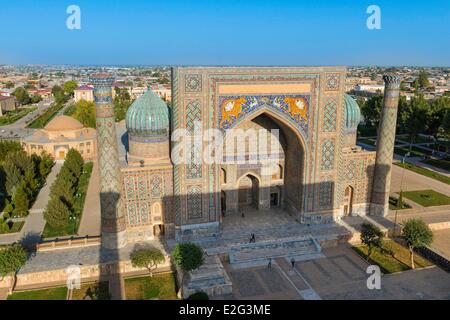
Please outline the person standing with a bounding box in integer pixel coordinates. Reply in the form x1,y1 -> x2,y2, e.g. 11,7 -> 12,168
291,257 -> 295,269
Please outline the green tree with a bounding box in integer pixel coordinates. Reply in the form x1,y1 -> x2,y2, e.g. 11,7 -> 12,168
130,248 -> 165,277
402,218 -> 433,269
12,183 -> 29,217
360,223 -> 384,260
3,151 -> 35,196
3,199 -> 14,218
52,85 -> 66,103
4,81 -> 14,89
65,149 -> 84,179
429,96 -> 450,149
31,94 -> 42,104
0,244 -> 27,292
172,243 -> 204,272
72,100 -> 96,128
63,80 -> 78,96
12,87 -> 31,105
38,152 -> 54,179
44,197 -> 71,229
413,71 -> 430,90
360,94 -> 383,127
113,88 -> 132,122
401,94 -> 430,149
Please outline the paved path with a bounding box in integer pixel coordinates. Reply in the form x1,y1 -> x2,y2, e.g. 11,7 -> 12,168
390,163 -> 449,196
77,161 -> 101,237
0,163 -> 62,246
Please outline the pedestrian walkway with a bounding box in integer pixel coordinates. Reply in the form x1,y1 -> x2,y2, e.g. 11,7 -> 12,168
0,163 -> 62,246
275,257 -> 321,300
77,161 -> 101,237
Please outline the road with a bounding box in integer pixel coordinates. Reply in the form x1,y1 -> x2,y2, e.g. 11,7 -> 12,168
0,98 -> 74,141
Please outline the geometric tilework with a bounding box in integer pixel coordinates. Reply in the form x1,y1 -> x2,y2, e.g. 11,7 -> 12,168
186,144 -> 202,179
187,186 -> 202,219
186,100 -> 202,134
325,73 -> 340,91
323,98 -> 337,132
321,139 -> 335,171
151,175 -> 163,197
344,159 -> 358,181
185,74 -> 202,92
319,176 -> 333,209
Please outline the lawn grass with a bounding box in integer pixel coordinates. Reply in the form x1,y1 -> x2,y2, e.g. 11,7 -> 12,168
394,146 -> 425,157
352,240 -> 433,274
71,281 -> 110,300
0,107 -> 37,126
388,197 -> 411,210
42,162 -> 93,238
124,273 -> 178,300
422,158 -> 450,172
7,286 -> 67,300
394,162 -> 450,185
0,220 -> 25,234
27,101 -> 65,128
402,190 -> 450,207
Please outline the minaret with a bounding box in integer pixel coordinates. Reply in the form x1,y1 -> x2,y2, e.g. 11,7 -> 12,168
370,74 -> 402,216
90,74 -> 127,249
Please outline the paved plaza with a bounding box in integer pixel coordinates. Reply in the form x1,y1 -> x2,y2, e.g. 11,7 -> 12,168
224,245 -> 450,300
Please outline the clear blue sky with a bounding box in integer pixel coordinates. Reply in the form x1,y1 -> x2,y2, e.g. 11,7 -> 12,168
1,0 -> 449,66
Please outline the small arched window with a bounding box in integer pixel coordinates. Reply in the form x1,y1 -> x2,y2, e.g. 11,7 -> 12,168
221,168 -> 227,184
152,202 -> 162,216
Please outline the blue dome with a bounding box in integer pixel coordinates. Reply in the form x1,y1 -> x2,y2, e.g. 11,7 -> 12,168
126,90 -> 169,137
343,94 -> 361,130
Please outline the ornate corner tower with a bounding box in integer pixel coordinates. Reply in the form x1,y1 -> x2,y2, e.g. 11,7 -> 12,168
90,74 -> 127,249
370,74 -> 402,216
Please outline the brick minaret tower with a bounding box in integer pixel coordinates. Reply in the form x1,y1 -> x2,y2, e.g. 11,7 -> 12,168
370,74 -> 402,216
90,74 -> 127,249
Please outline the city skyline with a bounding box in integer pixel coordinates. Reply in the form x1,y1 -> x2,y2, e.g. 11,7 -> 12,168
1,0 -> 449,66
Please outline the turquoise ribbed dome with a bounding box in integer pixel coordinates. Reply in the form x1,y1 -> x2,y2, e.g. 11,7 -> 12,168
126,90 -> 169,137
343,94 -> 361,130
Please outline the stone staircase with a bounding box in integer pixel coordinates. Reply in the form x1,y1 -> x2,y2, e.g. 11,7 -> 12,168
184,255 -> 232,298
228,236 -> 323,268
179,222 -> 350,255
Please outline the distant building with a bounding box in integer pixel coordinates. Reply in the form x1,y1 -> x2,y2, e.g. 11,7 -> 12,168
74,85 -> 94,102
149,84 -> 172,102
0,96 -> 18,116
21,115 -> 97,161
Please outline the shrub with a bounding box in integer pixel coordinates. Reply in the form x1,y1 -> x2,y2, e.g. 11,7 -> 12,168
172,243 -> 204,272
187,292 -> 209,300
402,218 -> 433,269
130,248 -> 165,277
360,223 -> 384,260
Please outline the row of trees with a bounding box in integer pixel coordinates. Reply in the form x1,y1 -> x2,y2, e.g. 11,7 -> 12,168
361,218 -> 433,269
43,149 -> 84,230
359,94 -> 450,145
0,142 -> 54,218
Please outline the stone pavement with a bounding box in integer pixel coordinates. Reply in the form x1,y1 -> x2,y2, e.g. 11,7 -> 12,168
390,162 -> 449,196
78,161 -> 101,237
0,163 -> 62,246
225,244 -> 450,300
430,229 -> 450,258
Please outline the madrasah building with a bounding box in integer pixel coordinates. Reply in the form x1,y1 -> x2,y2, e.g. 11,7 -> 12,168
90,67 -> 401,249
